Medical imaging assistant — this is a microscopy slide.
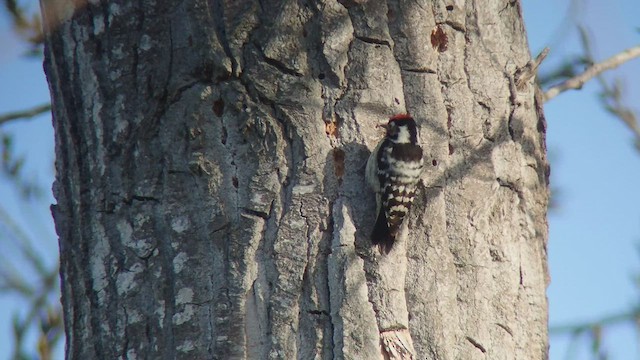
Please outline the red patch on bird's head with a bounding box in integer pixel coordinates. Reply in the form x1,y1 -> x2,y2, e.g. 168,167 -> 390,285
389,114 -> 413,122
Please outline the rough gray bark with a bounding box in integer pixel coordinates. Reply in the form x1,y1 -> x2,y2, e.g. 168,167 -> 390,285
42,0 -> 549,359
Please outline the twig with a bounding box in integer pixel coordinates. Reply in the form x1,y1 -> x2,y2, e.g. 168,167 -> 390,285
544,45 -> 640,101
515,47 -> 550,90
0,103 -> 51,126
549,308 -> 639,334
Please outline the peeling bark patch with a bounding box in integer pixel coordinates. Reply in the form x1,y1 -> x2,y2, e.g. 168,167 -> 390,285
170,216 -> 190,233
332,148 -> 345,181
380,329 -> 415,359
430,25 -> 448,52
213,99 -> 224,117
489,248 -> 504,262
325,122 -> 338,137
189,127 -> 202,140
466,336 -> 486,353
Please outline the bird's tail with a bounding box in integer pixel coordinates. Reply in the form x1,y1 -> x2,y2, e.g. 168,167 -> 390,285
371,208 -> 395,254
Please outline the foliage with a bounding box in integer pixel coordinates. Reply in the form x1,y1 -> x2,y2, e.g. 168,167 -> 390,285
537,23 -> 640,360
1,2 -> 62,359
1,132 -> 42,198
0,203 -> 62,360
576,27 -> 640,152
4,0 -> 44,56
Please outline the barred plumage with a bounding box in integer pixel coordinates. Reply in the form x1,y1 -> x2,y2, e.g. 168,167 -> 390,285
366,114 -> 423,254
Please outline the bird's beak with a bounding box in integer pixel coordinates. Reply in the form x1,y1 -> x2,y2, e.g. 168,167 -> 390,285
376,123 -> 389,130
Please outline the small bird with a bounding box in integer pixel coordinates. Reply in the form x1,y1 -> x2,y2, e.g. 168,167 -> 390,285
365,114 -> 424,254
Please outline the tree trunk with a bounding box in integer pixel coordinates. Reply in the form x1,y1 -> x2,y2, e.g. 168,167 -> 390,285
42,0 -> 549,359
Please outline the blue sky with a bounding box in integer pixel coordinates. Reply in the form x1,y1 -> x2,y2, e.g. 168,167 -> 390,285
0,4 -> 60,359
1,0 -> 640,359
523,0 -> 640,358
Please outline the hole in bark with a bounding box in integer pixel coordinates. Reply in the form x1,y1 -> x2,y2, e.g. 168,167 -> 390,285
318,73 -> 325,80
213,99 -> 224,117
432,159 -> 438,166
448,144 -> 454,155
232,176 -> 238,188
394,98 -> 400,105
446,5 -> 454,10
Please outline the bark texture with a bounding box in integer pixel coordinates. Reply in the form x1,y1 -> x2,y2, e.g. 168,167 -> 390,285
42,0 -> 549,359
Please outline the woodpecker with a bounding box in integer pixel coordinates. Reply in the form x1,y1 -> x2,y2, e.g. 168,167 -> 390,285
365,114 -> 424,254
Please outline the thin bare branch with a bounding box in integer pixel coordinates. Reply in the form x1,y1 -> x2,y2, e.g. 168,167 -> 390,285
0,103 -> 51,126
516,47 -> 550,90
550,308 -> 639,334
544,45 -> 640,101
